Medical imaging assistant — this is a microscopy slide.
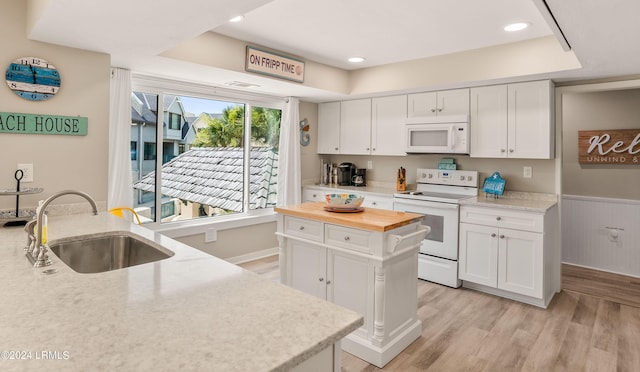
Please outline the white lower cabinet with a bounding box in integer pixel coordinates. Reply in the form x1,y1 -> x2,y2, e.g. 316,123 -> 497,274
458,205 -> 557,308
277,215 -> 424,368
302,186 -> 394,210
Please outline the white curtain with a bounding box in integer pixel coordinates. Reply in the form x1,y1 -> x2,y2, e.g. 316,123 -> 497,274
277,97 -> 302,206
107,68 -> 134,210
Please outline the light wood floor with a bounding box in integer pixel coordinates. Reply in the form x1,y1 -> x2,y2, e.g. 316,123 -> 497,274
238,256 -> 640,372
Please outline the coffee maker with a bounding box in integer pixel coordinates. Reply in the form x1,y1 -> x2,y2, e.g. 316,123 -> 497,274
352,168 -> 366,187
337,163 -> 355,186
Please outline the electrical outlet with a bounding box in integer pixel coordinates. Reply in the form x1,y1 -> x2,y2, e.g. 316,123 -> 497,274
367,160 -> 373,170
523,166 -> 532,179
16,163 -> 34,183
205,228 -> 218,242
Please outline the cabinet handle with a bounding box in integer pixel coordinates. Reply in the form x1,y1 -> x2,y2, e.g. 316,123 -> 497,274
431,108 -> 436,113
299,226 -> 305,231
366,148 -> 370,151
437,108 -> 443,112
372,202 -> 377,205
327,280 -> 331,285
500,235 -> 505,239
509,149 -> 514,153
319,277 -> 324,282
344,236 -> 350,241
496,216 -> 502,221
335,147 -> 339,151
501,149 -> 506,153
491,233 -> 497,238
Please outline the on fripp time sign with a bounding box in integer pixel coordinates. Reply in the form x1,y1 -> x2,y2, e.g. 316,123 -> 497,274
245,46 -> 305,83
0,111 -> 88,136
578,129 -> 640,164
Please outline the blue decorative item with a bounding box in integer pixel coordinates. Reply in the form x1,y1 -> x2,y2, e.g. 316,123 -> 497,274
5,57 -> 61,101
483,172 -> 506,197
299,118 -> 310,146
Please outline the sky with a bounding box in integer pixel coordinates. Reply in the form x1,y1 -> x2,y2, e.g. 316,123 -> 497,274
179,96 -> 242,116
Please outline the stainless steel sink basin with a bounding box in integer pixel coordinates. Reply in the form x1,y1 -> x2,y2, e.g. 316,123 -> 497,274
49,233 -> 174,273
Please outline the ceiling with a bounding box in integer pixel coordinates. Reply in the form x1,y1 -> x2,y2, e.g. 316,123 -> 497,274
26,0 -> 640,100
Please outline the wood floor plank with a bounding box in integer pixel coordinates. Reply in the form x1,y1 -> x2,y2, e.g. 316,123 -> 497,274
239,255 -> 640,371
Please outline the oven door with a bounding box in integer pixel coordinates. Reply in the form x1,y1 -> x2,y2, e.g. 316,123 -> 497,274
393,198 -> 459,260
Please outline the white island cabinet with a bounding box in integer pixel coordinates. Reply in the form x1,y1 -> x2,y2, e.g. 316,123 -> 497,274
275,202 -> 428,368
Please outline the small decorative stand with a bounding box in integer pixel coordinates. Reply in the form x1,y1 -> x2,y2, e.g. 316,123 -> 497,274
482,171 -> 506,199
0,170 -> 43,227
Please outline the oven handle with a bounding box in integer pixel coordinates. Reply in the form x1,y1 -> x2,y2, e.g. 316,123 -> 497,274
393,200 -> 459,211
387,225 -> 430,254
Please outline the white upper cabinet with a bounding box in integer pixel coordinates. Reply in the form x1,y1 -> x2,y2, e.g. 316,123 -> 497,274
470,80 -> 554,159
470,84 -> 508,158
317,102 -> 341,154
507,80 -> 554,159
407,88 -> 470,118
371,95 -> 407,156
340,99 -> 372,155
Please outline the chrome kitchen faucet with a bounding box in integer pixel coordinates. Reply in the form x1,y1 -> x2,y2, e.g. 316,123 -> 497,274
26,190 -> 98,268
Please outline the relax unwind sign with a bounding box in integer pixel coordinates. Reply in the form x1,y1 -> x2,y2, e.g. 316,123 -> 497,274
578,129 -> 640,164
0,111 -> 88,136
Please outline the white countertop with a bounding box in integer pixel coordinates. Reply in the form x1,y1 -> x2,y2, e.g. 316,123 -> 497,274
460,191 -> 558,212
0,214 -> 362,371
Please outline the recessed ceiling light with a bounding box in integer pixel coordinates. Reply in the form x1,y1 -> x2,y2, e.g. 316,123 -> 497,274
229,15 -> 244,23
348,57 -> 366,63
504,22 -> 530,32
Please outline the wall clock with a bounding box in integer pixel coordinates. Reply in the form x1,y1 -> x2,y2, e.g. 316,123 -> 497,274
5,56 -> 61,101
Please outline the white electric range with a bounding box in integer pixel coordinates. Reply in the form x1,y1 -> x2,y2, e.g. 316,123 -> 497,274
393,168 -> 478,287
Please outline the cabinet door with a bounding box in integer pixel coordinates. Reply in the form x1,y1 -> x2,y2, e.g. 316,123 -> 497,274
327,249 -> 372,337
361,194 -> 393,210
507,80 -> 553,159
497,229 -> 543,298
437,88 -> 470,116
458,223 -> 498,287
407,91 -> 437,117
340,99 -> 372,155
288,240 -> 327,299
470,85 -> 508,158
371,95 -> 407,156
317,102 -> 341,154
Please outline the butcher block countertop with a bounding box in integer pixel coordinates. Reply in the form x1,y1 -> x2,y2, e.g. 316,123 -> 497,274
275,202 -> 423,232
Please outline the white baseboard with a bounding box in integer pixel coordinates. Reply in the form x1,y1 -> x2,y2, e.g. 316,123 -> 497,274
225,247 -> 279,265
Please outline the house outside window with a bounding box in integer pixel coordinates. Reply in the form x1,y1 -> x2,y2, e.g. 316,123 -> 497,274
130,77 -> 282,226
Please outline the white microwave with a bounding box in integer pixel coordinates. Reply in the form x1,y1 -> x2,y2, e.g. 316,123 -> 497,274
405,115 -> 470,154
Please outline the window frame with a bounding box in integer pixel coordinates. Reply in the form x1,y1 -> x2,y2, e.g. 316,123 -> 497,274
131,75 -> 285,233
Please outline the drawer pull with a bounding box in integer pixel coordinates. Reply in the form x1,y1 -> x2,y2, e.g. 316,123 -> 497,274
319,277 -> 324,282
326,280 -> 331,285
500,235 -> 505,239
491,233 -> 497,238
344,236 -> 350,241
299,226 -> 305,231
496,216 -> 502,221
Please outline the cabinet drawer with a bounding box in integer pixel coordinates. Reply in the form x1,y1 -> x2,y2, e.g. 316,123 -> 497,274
460,206 -> 544,233
325,224 -> 372,254
361,195 -> 393,210
303,188 -> 326,202
284,216 -> 324,242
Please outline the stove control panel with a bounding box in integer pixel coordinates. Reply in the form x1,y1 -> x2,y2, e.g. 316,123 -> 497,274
416,168 -> 478,187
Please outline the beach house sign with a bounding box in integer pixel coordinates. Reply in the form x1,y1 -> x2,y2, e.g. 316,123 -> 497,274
578,129 -> 640,164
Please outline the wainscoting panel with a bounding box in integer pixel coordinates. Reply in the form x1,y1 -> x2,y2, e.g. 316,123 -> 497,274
562,195 -> 640,277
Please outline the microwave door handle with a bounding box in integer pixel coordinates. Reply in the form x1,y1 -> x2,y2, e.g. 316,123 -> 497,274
449,126 -> 455,150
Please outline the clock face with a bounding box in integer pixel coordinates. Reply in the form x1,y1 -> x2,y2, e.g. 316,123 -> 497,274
5,57 -> 61,101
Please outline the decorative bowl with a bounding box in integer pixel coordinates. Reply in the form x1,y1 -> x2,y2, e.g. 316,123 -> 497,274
324,193 -> 364,209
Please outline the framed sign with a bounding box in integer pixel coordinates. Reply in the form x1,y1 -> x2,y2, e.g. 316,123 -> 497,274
578,129 -> 640,164
245,46 -> 305,83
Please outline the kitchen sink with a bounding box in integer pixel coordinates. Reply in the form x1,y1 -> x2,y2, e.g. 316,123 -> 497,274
49,233 -> 174,273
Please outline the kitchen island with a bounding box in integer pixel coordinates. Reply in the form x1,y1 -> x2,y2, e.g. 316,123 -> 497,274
0,213 -> 362,371
275,202 -> 427,368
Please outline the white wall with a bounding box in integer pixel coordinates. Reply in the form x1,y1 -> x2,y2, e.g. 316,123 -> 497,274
0,0 -> 110,211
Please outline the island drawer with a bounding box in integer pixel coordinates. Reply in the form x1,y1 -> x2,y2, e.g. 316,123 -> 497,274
325,224 -> 372,254
284,216 -> 324,242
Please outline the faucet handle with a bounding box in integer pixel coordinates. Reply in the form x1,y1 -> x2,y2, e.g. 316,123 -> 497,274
24,220 -> 37,252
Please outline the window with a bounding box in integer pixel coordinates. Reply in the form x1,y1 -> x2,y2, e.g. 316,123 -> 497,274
143,142 -> 156,160
130,141 -> 137,161
168,112 -> 181,130
130,78 -> 283,226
